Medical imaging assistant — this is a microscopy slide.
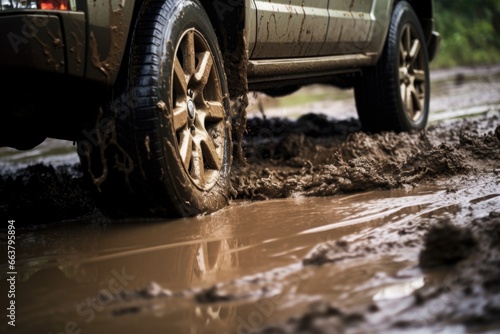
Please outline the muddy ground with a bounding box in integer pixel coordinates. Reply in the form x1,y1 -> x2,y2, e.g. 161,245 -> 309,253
1,66 -> 500,333
208,113 -> 500,333
233,113 -> 499,201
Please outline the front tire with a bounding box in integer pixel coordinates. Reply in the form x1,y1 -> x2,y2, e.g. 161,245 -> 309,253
354,1 -> 430,133
78,0 -> 231,218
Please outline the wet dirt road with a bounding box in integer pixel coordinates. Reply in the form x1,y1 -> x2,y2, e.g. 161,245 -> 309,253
1,65 -> 500,334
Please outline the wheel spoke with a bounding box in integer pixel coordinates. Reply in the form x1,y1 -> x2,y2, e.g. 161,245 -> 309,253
178,128 -> 193,168
191,140 -> 205,181
205,101 -> 225,121
173,57 -> 188,97
202,138 -> 222,171
413,69 -> 426,82
194,111 -> 222,170
173,104 -> 188,131
406,84 -> 414,117
400,83 -> 407,102
194,51 -> 213,89
399,67 -> 406,81
411,87 -> 423,115
409,38 -> 421,66
182,30 -> 196,76
399,41 -> 406,63
404,27 -> 411,54
196,128 -> 222,171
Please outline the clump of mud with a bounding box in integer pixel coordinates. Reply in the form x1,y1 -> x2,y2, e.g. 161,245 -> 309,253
231,114 -> 500,200
0,164 -> 102,225
396,211 -> 500,328
265,302 -> 366,334
419,221 -> 477,268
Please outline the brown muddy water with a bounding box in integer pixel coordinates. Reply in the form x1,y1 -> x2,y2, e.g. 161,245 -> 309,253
1,66 -> 500,334
1,175 -> 499,334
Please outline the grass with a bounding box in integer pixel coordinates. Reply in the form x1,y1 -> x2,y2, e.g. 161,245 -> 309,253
431,42 -> 500,70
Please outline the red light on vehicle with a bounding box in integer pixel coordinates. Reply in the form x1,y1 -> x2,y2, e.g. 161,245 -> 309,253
38,0 -> 69,10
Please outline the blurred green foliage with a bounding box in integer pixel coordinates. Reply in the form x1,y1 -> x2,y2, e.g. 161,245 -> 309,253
432,0 -> 500,67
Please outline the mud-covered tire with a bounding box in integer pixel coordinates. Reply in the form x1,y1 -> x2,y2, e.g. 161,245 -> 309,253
78,0 -> 231,218
354,1 -> 430,133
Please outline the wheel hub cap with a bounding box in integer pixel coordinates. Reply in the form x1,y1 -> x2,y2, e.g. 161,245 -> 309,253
187,99 -> 196,119
402,67 -> 409,83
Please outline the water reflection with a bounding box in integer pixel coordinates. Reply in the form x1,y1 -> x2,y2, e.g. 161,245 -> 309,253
373,278 -> 425,301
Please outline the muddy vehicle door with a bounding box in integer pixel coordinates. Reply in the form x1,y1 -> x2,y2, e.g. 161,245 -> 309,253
325,0 -> 390,55
248,1 -> 329,58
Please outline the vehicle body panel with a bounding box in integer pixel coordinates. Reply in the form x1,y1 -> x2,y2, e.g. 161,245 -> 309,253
84,0 -> 135,84
0,13 -> 66,73
59,11 -> 86,77
248,0 -> 329,59
324,0 -> 376,55
363,0 -> 393,56
0,0 -> 135,85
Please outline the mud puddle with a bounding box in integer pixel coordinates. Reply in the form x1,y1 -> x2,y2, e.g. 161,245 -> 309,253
1,173 -> 499,333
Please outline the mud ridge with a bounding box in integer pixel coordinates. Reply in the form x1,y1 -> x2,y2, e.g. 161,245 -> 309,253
231,113 -> 500,201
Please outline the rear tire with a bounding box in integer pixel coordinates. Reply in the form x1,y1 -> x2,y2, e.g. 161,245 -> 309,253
354,1 -> 430,133
78,0 -> 231,218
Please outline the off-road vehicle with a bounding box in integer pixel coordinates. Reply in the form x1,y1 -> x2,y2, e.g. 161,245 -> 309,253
0,0 -> 440,217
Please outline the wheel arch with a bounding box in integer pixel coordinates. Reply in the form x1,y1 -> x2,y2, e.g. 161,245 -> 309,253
105,0 -> 146,91
199,0 -> 249,98
404,0 -> 435,44
406,0 -> 434,18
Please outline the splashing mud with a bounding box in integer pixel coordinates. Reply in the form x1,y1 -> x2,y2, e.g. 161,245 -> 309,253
231,113 -> 499,200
